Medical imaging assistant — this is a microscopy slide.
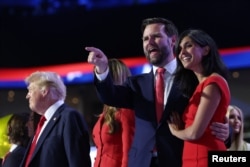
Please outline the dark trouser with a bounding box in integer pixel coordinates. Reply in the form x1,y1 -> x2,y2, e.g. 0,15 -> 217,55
150,156 -> 159,167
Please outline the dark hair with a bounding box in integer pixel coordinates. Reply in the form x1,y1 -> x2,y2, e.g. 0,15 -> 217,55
174,29 -> 230,97
141,17 -> 179,37
7,113 -> 30,147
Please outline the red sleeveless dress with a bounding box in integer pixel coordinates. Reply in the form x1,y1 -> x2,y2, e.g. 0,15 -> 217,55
182,75 -> 230,167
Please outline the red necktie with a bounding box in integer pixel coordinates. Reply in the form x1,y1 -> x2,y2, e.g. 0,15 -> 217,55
25,116 -> 46,167
155,68 -> 165,123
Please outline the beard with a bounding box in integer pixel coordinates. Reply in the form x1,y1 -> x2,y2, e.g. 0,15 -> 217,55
145,46 -> 170,66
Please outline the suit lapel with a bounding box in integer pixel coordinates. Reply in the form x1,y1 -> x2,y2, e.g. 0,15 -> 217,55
31,104 -> 64,159
158,80 -> 180,128
158,80 -> 189,128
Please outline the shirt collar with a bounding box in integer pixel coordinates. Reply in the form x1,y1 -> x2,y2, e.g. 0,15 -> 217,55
10,144 -> 18,152
44,100 -> 64,121
152,58 -> 177,75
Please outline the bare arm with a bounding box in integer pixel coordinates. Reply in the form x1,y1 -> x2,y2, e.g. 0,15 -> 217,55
168,83 -> 221,141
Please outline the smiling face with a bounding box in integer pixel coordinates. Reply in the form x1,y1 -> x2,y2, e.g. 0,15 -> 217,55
178,36 -> 209,72
229,108 -> 242,134
142,23 -> 175,67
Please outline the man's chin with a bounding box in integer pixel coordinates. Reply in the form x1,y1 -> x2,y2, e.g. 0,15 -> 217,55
149,56 -> 157,62
150,58 -> 161,66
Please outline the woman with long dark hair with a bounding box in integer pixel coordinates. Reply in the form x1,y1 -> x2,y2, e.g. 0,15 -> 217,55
168,29 -> 231,167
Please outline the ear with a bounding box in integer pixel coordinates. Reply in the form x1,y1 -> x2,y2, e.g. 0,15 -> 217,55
40,86 -> 48,96
203,46 -> 210,56
171,35 -> 177,48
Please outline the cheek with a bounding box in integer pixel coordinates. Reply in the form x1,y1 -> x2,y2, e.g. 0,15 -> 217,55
192,48 -> 202,58
32,92 -> 43,100
178,53 -> 182,60
229,120 -> 234,125
143,41 -> 147,48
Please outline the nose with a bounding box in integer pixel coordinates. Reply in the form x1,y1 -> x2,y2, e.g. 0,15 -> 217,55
235,118 -> 240,123
148,36 -> 155,44
180,47 -> 187,54
178,49 -> 184,59
26,92 -> 30,99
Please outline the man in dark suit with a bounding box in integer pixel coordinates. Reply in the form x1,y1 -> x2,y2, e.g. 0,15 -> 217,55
85,17 -> 230,167
20,71 -> 91,167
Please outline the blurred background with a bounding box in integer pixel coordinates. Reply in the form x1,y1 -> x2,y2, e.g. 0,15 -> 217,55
0,0 -> 250,157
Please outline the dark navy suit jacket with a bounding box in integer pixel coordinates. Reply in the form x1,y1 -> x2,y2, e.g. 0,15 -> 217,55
94,70 -> 189,167
20,104 -> 91,167
2,146 -> 26,167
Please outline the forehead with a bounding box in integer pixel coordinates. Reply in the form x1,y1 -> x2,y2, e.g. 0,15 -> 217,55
180,36 -> 192,45
143,23 -> 165,36
27,82 -> 39,89
230,109 -> 240,115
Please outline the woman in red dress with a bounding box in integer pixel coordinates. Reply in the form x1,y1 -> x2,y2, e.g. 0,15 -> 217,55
92,59 -> 135,167
168,29 -> 230,167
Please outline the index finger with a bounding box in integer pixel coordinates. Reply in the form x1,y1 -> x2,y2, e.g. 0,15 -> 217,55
85,46 -> 98,52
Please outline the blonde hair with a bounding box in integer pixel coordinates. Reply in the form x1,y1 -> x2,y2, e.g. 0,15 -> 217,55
25,71 -> 66,101
103,59 -> 131,134
226,105 -> 246,150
